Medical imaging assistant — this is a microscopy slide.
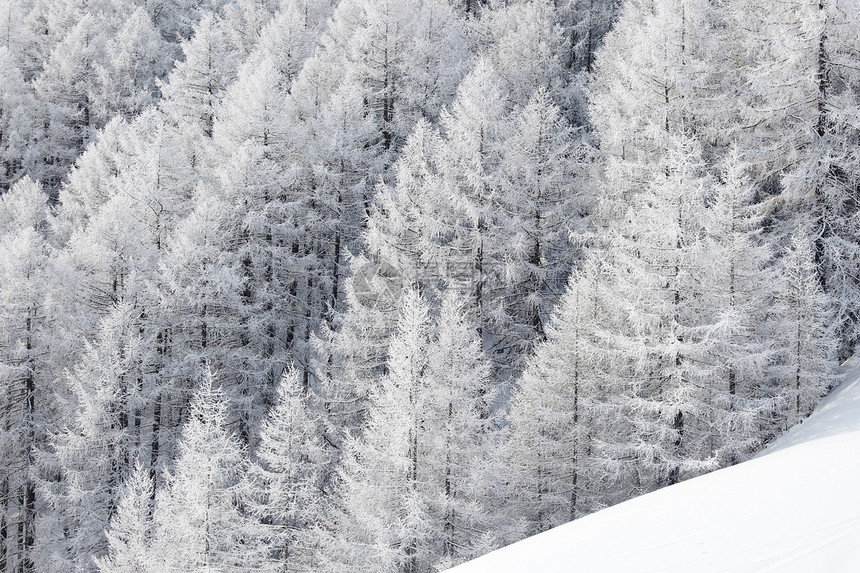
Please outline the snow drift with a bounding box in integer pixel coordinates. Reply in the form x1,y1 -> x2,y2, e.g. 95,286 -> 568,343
449,360 -> 860,572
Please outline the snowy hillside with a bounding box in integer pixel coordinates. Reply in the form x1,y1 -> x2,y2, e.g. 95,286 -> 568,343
450,360 -> 860,573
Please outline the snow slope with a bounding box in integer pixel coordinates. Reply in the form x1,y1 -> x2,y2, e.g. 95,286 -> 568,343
450,360 -> 860,572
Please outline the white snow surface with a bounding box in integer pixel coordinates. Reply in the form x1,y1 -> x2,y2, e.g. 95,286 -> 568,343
450,359 -> 860,572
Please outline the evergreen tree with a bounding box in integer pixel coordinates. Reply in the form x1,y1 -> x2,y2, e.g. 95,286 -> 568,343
0,178 -> 51,573
771,231 -> 839,428
41,302 -> 150,573
96,460 -> 155,573
150,370 -> 268,573
503,260 -> 619,541
246,366 -> 329,572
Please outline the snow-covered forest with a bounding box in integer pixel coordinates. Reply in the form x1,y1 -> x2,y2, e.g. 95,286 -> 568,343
0,0 -> 857,571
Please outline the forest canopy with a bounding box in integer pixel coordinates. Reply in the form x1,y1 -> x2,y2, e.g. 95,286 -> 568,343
0,0 -> 857,571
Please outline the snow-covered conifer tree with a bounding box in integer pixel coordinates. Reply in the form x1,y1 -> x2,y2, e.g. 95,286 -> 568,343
95,8 -> 172,121
33,13 -> 105,187
42,301 -> 151,573
770,232 -> 838,428
246,365 -> 329,571
150,370 -> 269,572
435,58 -> 509,365
727,0 -> 860,352
160,14 -> 240,138
426,292 -> 499,569
0,49 -> 41,192
695,152 -> 784,463
502,258 -> 620,541
497,88 -> 584,352
483,0 -> 569,107
320,288 -> 433,573
158,183 -> 250,442
96,460 -> 155,573
0,178 -> 52,573
322,289 -> 498,572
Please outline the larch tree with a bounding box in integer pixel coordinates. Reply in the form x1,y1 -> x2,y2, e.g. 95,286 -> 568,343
483,0 -> 569,108
770,231 -> 839,428
694,151 -> 785,463
159,13 -> 240,139
587,0 -> 747,493
221,0 -> 280,57
728,0 -> 860,353
555,0 -> 620,73
502,258 -> 621,542
326,120 -> 446,428
321,289 -> 499,573
425,291 -> 499,570
245,365 -> 329,572
0,48 -> 41,192
435,58 -> 509,372
596,134 -> 719,492
33,12 -> 104,188
211,55 -> 308,428
320,289 -> 434,573
95,460 -> 155,573
157,183 -> 248,446
95,7 -> 172,122
251,0 -> 335,89
150,370 -> 269,573
0,178 -> 52,573
40,301 -> 152,573
497,88 -> 585,356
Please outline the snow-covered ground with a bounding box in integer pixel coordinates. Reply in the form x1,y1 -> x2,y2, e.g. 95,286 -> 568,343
450,360 -> 860,573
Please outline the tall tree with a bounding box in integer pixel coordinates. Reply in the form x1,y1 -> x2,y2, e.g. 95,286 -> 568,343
0,178 -> 51,573
425,292 -> 499,570
33,13 -> 104,188
150,370 -> 268,573
95,7 -> 172,121
770,231 -> 838,428
160,13 -> 240,139
95,460 -> 155,573
321,289 -> 497,573
714,0 -> 860,352
321,288 -> 434,573
246,366 -> 329,572
483,0 -> 569,108
40,301 -> 152,573
497,88 -> 585,354
502,259 -> 621,541
694,152 -> 785,463
0,49 -> 41,192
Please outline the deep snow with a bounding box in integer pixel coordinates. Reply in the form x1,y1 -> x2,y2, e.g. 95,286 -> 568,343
450,359 -> 860,572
